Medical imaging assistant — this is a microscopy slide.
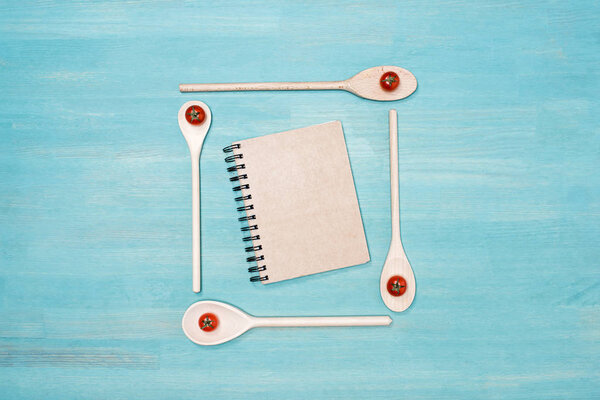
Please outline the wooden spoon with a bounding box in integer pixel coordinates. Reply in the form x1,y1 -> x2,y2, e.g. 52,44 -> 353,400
179,66 -> 417,101
178,101 -> 212,293
182,301 -> 392,346
380,110 -> 416,312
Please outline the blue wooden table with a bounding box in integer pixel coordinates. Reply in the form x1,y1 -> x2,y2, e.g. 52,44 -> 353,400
1,1 -> 598,398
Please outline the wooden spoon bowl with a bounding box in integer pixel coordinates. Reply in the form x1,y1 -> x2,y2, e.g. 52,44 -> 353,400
345,65 -> 417,101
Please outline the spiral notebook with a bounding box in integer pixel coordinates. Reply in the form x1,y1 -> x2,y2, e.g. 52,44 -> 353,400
223,121 -> 370,284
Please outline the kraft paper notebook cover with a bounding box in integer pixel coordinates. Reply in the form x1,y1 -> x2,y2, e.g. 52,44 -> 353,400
223,121 -> 370,284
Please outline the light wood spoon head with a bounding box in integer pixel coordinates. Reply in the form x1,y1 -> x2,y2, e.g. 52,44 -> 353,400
345,66 -> 417,101
380,243 -> 416,312
178,101 -> 212,155
182,301 -> 254,346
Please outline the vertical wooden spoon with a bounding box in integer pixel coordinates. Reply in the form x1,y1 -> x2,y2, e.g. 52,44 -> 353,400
380,110 -> 416,312
178,101 -> 212,293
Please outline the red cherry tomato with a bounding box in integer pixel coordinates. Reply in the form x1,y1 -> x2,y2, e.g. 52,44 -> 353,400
198,312 -> 219,332
380,72 -> 400,91
387,275 -> 407,297
185,105 -> 206,125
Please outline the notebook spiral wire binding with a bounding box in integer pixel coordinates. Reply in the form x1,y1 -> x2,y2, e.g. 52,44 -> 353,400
224,144 -> 268,282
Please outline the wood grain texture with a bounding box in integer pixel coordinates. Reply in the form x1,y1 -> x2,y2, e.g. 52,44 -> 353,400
0,0 -> 599,399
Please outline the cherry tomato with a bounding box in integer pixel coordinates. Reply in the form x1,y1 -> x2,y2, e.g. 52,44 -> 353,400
380,72 -> 400,91
387,275 -> 407,297
198,312 -> 219,332
185,105 -> 206,125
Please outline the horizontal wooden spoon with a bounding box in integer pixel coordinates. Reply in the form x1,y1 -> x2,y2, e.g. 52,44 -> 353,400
179,66 -> 417,101
182,301 -> 392,346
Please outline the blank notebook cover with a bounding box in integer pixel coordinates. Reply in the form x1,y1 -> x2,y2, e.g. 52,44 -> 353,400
224,121 -> 370,284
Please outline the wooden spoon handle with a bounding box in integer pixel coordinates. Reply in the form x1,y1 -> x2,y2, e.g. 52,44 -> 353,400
253,316 -> 392,328
191,156 -> 201,293
389,109 -> 401,242
179,80 -> 345,93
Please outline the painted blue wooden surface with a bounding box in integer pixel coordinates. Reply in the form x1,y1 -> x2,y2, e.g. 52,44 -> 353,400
1,1 -> 598,398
